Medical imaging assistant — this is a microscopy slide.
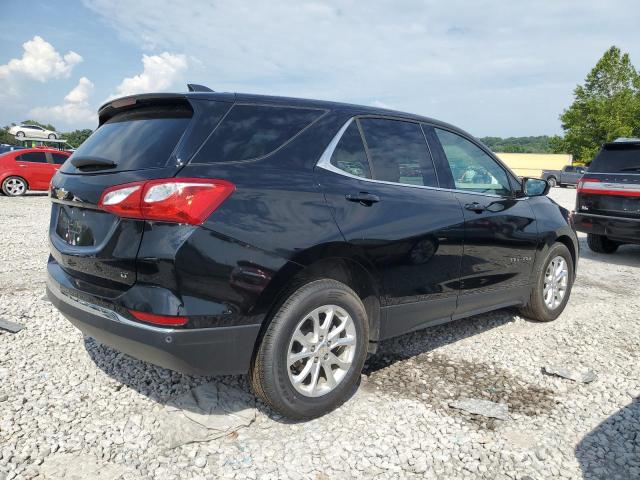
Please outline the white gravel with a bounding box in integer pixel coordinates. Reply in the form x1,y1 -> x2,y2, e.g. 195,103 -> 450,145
0,188 -> 639,480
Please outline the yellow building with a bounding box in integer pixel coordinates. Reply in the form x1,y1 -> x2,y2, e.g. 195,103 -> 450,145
495,153 -> 573,179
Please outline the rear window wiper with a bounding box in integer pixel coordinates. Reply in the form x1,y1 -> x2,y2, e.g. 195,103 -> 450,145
70,156 -> 117,170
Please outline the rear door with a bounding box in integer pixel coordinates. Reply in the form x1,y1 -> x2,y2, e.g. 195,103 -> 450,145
427,127 -> 539,317
15,151 -> 50,189
49,97 -> 232,290
316,116 -> 465,339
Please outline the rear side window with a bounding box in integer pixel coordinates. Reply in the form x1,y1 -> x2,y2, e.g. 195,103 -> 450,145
330,122 -> 371,179
17,152 -> 47,163
63,105 -> 192,172
51,153 -> 68,165
589,145 -> 640,173
359,118 -> 438,187
195,104 -> 324,163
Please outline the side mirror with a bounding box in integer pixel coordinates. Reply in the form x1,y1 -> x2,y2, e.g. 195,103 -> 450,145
522,177 -> 550,197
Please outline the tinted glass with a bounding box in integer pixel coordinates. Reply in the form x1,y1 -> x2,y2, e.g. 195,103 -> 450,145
589,145 -> 640,173
64,105 -> 192,171
359,118 -> 437,187
52,153 -> 68,165
435,128 -> 511,196
565,166 -> 574,172
196,104 -> 323,163
17,152 -> 47,163
330,122 -> 371,179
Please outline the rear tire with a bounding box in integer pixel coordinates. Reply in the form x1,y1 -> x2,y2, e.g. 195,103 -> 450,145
520,243 -> 573,322
48,133 -> 56,139
16,131 -> 25,138
587,233 -> 619,254
547,177 -> 557,188
250,279 -> 369,419
2,176 -> 27,196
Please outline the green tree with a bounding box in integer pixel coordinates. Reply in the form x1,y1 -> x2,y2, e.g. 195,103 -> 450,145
62,129 -> 93,148
557,46 -> 640,162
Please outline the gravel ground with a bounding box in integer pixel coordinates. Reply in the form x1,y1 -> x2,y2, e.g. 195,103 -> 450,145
0,188 -> 639,480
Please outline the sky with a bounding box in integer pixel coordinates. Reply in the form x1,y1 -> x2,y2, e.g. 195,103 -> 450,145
1,1 -> 639,137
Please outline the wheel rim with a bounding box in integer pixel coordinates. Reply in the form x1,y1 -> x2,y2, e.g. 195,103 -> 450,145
543,255 -> 568,310
5,179 -> 25,196
287,305 -> 357,397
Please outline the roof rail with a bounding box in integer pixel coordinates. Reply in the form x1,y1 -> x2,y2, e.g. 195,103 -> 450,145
187,83 -> 214,93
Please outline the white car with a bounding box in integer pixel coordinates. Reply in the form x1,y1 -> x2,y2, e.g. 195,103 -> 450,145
8,124 -> 58,139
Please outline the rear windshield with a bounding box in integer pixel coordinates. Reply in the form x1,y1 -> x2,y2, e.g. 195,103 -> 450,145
62,105 -> 192,172
589,145 -> 640,173
193,104 -> 324,163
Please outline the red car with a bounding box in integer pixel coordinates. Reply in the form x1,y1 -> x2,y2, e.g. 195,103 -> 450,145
0,148 -> 71,196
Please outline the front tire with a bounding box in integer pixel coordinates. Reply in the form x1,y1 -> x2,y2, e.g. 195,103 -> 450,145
2,176 -> 27,196
587,233 -> 619,254
250,279 -> 369,419
520,243 -> 573,322
16,131 -> 25,138
48,133 -> 57,139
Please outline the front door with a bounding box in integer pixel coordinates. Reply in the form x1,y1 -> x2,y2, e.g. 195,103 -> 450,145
316,117 -> 465,339
428,127 -> 540,318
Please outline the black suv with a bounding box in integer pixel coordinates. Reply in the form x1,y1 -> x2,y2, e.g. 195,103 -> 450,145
47,87 -> 578,418
575,139 -> 640,253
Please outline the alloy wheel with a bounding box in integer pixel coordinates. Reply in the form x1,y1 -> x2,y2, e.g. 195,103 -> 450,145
4,178 -> 26,196
287,305 -> 357,397
543,255 -> 568,310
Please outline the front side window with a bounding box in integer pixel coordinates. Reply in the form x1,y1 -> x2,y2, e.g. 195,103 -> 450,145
17,152 -> 47,163
330,122 -> 371,179
434,128 -> 511,196
196,104 -> 324,163
359,118 -> 437,187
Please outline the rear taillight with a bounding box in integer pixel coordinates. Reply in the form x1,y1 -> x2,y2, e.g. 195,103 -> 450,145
98,178 -> 235,225
577,177 -> 640,197
129,309 -> 188,326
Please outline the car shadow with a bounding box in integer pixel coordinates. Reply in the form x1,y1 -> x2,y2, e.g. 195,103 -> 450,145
575,397 -> 639,479
577,236 -> 640,268
363,307 -> 521,375
83,307 -> 522,422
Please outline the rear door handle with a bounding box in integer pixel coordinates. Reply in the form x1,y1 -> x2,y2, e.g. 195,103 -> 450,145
345,192 -> 380,206
464,202 -> 487,213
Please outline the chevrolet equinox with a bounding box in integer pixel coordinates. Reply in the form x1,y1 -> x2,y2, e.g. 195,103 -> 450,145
47,85 -> 578,419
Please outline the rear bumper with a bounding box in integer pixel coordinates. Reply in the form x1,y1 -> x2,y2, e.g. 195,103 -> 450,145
574,213 -> 640,244
47,276 -> 261,376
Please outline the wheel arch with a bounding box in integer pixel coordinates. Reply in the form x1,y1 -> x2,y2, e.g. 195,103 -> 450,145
555,234 -> 577,273
251,252 -> 382,361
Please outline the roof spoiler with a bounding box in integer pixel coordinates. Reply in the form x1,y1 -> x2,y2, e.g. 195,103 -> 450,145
187,83 -> 214,93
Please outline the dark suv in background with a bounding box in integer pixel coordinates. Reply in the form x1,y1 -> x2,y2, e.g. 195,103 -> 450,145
47,86 -> 578,418
575,139 -> 640,253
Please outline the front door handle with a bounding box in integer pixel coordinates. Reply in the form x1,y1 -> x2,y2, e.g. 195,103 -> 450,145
345,192 -> 380,206
464,202 -> 487,213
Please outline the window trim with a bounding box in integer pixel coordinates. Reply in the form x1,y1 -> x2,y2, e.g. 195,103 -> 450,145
317,117 -> 515,199
188,102 -> 329,165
